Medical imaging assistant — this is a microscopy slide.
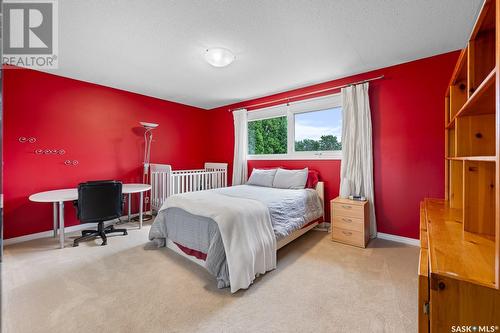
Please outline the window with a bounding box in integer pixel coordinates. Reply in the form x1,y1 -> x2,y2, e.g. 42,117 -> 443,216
248,116 -> 287,155
247,94 -> 342,160
294,107 -> 342,152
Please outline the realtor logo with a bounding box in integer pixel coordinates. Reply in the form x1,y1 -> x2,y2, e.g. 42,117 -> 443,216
2,0 -> 58,69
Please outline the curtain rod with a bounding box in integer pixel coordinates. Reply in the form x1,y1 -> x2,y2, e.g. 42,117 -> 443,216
228,75 -> 384,112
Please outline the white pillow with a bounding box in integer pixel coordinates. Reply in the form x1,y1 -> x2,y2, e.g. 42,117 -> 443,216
272,168 -> 308,189
246,168 -> 277,187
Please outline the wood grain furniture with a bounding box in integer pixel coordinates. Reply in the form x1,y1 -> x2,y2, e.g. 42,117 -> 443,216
330,197 -> 369,248
29,183 -> 151,248
418,1 -> 500,331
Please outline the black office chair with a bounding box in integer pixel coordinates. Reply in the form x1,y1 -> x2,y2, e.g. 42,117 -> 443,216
73,180 -> 128,247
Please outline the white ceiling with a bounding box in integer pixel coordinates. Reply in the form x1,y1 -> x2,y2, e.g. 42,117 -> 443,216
45,0 -> 484,109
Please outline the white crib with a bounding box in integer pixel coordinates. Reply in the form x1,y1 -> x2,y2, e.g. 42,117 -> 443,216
150,162 -> 228,212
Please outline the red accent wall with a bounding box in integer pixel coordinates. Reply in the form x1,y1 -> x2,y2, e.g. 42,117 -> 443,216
4,51 -> 459,240
207,51 -> 460,239
3,68 -> 208,239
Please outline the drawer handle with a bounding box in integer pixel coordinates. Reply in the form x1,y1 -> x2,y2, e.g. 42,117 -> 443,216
342,231 -> 352,236
341,205 -> 352,209
342,218 -> 352,223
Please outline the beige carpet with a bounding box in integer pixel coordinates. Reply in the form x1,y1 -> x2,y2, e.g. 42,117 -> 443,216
2,221 -> 418,333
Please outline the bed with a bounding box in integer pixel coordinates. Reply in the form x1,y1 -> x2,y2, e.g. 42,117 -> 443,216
149,179 -> 324,293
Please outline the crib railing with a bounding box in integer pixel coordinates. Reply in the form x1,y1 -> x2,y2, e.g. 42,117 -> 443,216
150,163 -> 228,212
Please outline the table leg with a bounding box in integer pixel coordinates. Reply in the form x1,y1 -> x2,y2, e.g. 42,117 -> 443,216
128,193 -> 131,222
59,201 -> 65,249
53,202 -> 58,238
139,192 -> 143,229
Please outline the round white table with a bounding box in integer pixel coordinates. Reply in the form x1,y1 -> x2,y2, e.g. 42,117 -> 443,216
29,184 -> 151,248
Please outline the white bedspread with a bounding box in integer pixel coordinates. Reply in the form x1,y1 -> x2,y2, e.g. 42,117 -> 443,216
216,185 -> 323,238
160,190 -> 276,293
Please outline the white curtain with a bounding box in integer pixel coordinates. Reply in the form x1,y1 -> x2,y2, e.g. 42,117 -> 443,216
340,83 -> 377,238
232,109 -> 248,185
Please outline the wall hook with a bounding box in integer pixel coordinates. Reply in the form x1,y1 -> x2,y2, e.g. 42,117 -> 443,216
19,137 -> 37,143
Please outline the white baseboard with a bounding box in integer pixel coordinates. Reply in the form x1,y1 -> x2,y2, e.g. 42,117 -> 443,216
311,225 -> 419,246
376,232 -> 419,247
4,213 -> 142,246
4,224 -> 94,246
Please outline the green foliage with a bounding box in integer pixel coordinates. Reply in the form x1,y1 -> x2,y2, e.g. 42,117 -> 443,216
294,139 -> 319,151
295,135 -> 341,151
248,118 -> 341,154
248,117 -> 287,154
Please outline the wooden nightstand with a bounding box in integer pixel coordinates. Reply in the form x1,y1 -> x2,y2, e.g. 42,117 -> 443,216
330,197 -> 370,248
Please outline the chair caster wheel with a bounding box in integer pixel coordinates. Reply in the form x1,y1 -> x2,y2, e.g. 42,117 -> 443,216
73,243 -> 79,247
101,242 -> 107,246
124,231 -> 128,235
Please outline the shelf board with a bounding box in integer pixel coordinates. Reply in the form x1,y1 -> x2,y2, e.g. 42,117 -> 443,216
470,0 -> 496,40
448,68 -> 496,126
446,156 -> 496,162
424,199 -> 497,289
447,48 -> 468,87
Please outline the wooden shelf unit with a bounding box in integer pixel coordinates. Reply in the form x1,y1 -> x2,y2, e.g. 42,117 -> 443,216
419,0 -> 500,331
469,0 -> 496,95
446,156 -> 496,161
425,199 -> 496,288
445,69 -> 495,127
448,159 -> 464,211
444,0 -> 499,266
448,50 -> 468,121
444,0 -> 498,287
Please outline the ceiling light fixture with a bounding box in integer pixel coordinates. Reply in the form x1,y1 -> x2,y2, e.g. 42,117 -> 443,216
204,47 -> 235,67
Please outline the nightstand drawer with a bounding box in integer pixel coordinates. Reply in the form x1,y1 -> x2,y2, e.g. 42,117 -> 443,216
333,215 -> 364,232
333,203 -> 365,219
331,227 -> 364,247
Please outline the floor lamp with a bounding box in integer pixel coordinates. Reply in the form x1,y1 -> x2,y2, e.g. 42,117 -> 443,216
133,121 -> 158,222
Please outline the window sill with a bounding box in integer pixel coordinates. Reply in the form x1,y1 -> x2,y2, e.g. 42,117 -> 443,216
247,153 -> 342,161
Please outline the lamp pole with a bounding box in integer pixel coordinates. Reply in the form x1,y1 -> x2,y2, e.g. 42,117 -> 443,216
132,122 -> 158,222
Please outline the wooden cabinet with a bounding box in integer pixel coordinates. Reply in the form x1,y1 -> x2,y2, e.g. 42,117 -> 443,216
420,1 -> 500,330
419,200 -> 500,332
330,197 -> 369,248
418,247 -> 429,333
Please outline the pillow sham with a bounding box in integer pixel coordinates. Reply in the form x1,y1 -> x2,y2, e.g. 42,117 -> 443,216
305,169 -> 320,189
257,166 -> 319,188
246,168 -> 277,187
272,167 -> 308,189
